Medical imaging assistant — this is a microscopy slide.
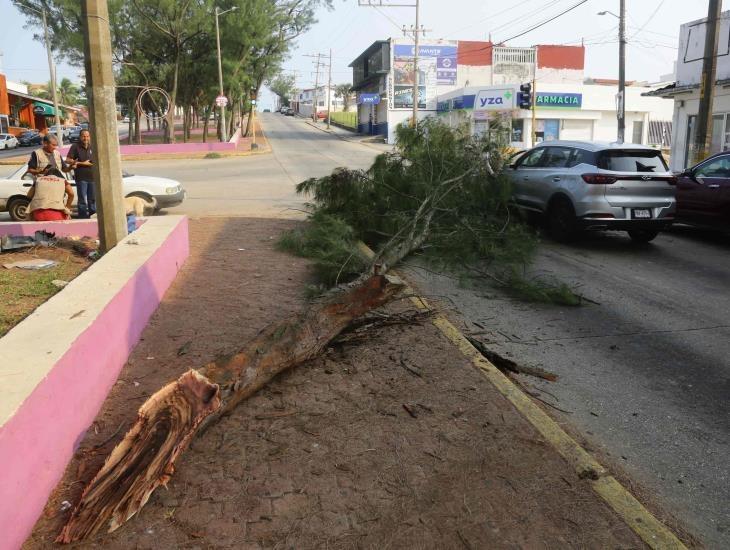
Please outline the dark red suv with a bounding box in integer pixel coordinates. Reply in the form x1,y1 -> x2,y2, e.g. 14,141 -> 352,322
676,152 -> 730,229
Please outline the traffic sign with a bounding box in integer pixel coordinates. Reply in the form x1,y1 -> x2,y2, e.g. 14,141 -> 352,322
215,95 -> 228,107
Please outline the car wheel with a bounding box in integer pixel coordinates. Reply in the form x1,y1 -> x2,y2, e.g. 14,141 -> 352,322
627,229 -> 659,244
8,198 -> 30,221
547,198 -> 578,242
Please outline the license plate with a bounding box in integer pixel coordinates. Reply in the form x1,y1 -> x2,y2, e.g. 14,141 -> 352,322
632,209 -> 652,219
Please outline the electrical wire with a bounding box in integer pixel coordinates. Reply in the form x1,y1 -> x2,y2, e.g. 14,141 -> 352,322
441,0 -> 537,37
497,0 -> 591,44
629,0 -> 665,41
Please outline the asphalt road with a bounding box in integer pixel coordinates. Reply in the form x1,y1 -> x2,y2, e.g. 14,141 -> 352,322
407,227 -> 730,548
123,113 -> 386,219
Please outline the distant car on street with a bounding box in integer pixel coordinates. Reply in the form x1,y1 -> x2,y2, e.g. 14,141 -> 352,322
675,152 -> 730,230
0,164 -> 186,221
0,133 -> 19,150
285,108 -> 295,116
18,131 -> 41,147
506,140 -> 677,243
68,126 -> 82,143
263,108 -> 271,113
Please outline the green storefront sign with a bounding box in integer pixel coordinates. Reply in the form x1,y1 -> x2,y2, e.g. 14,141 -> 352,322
536,92 -> 582,108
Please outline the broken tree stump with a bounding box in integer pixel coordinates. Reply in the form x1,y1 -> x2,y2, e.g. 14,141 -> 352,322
58,274 -> 404,543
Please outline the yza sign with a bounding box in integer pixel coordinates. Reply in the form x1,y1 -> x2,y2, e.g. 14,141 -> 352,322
474,88 -> 515,111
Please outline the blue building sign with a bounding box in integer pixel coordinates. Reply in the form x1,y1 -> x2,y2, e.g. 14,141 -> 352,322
358,93 -> 381,105
536,92 -> 582,108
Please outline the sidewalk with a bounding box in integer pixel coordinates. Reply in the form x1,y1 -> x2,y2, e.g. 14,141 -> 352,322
25,218 -> 689,548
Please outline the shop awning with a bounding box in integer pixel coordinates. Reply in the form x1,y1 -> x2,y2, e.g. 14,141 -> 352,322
32,101 -> 56,116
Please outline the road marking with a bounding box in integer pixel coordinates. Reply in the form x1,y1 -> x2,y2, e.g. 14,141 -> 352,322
357,242 -> 687,549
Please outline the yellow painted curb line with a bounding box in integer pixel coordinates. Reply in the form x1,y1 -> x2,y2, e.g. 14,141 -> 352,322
356,243 -> 686,549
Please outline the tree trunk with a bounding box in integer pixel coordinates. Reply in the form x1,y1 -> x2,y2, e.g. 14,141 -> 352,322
182,107 -> 188,143
165,47 -> 181,144
57,274 -> 404,543
202,106 -> 211,143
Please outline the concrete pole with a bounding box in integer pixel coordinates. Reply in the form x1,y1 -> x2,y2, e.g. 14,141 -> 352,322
81,0 -> 127,252
617,0 -> 626,144
215,8 -> 227,142
693,0 -> 722,164
327,49 -> 332,129
531,76 -> 537,147
412,0 -> 420,129
313,53 -> 321,122
42,10 -> 63,144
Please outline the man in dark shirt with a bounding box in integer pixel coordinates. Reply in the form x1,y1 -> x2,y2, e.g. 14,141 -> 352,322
66,129 -> 95,218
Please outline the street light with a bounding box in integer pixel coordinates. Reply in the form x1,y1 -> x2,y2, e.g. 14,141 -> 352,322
214,5 -> 237,142
598,4 -> 626,143
21,3 -> 63,145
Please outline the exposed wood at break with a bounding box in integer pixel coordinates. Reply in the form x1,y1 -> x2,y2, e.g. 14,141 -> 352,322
466,335 -> 558,382
58,274 -> 404,543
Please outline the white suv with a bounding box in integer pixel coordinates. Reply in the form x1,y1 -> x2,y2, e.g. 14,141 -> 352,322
507,141 -> 676,243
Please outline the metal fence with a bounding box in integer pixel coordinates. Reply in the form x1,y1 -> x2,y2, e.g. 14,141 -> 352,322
648,120 -> 672,148
329,111 -> 358,130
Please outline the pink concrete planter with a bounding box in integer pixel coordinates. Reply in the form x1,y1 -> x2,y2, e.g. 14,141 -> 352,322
0,216 -> 189,549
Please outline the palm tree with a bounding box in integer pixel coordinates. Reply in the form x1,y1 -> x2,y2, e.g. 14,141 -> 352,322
56,78 -> 80,106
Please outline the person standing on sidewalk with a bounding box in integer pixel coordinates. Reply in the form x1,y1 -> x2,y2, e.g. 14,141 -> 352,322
27,134 -> 65,177
66,129 -> 95,218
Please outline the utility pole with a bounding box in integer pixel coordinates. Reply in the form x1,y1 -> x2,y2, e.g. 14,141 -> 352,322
531,77 -> 537,147
327,49 -> 333,129
359,0 -> 424,128
214,6 -> 237,142
693,0 -> 723,164
81,0 -> 127,252
618,0 -> 626,144
313,53 -> 321,122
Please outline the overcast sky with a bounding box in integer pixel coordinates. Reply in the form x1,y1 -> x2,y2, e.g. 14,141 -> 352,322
0,0 -> 721,100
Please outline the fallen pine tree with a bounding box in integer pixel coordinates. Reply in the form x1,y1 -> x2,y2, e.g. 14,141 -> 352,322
58,119 -> 576,543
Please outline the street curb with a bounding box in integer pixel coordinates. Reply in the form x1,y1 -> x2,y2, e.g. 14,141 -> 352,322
302,119 -> 387,152
356,242 -> 688,550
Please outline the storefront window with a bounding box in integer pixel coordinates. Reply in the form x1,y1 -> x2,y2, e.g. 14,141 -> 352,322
511,119 -> 524,143
535,119 -> 559,142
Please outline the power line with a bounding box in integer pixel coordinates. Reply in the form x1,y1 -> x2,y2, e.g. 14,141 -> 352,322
498,0 -> 591,44
629,0 -> 665,41
442,0 -> 536,37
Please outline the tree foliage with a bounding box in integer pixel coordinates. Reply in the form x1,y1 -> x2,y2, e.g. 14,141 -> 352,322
269,74 -> 296,106
13,0 -> 331,142
284,119 -> 580,305
334,83 -> 353,112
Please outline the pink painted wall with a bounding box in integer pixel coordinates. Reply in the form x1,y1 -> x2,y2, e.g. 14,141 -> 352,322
0,217 -> 189,550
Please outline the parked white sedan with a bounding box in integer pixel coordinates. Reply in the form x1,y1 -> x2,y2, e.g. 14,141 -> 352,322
0,164 -> 186,221
0,134 -> 19,150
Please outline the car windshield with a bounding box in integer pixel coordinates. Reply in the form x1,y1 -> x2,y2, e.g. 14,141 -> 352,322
597,150 -> 668,173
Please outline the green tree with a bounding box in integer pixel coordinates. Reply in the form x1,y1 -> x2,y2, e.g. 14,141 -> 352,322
334,83 -> 353,112
57,78 -> 80,105
270,74 -> 296,106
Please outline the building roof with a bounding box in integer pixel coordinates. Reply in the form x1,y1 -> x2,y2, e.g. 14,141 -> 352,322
348,40 -> 389,68
6,88 -> 82,112
640,79 -> 730,97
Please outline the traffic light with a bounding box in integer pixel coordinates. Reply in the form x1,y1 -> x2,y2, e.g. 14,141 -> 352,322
518,83 -> 532,110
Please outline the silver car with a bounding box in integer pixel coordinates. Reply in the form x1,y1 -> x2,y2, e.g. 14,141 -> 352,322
508,141 -> 676,243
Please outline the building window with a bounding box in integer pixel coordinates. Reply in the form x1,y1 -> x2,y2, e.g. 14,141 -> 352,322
535,119 -> 559,142
511,119 -> 524,143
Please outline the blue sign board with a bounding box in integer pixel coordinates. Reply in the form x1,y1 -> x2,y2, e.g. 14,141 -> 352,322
536,92 -> 582,108
393,44 -> 458,85
358,93 -> 381,105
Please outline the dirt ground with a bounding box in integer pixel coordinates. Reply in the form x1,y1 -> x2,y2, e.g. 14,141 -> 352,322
26,217 -> 646,549
0,245 -> 92,336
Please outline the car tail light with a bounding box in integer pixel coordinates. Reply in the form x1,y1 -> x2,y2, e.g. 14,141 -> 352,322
582,173 -> 617,185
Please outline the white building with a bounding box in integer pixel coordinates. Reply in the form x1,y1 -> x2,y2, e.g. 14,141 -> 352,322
647,10 -> 730,170
437,82 -> 674,150
350,39 -> 672,146
295,86 -> 345,118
